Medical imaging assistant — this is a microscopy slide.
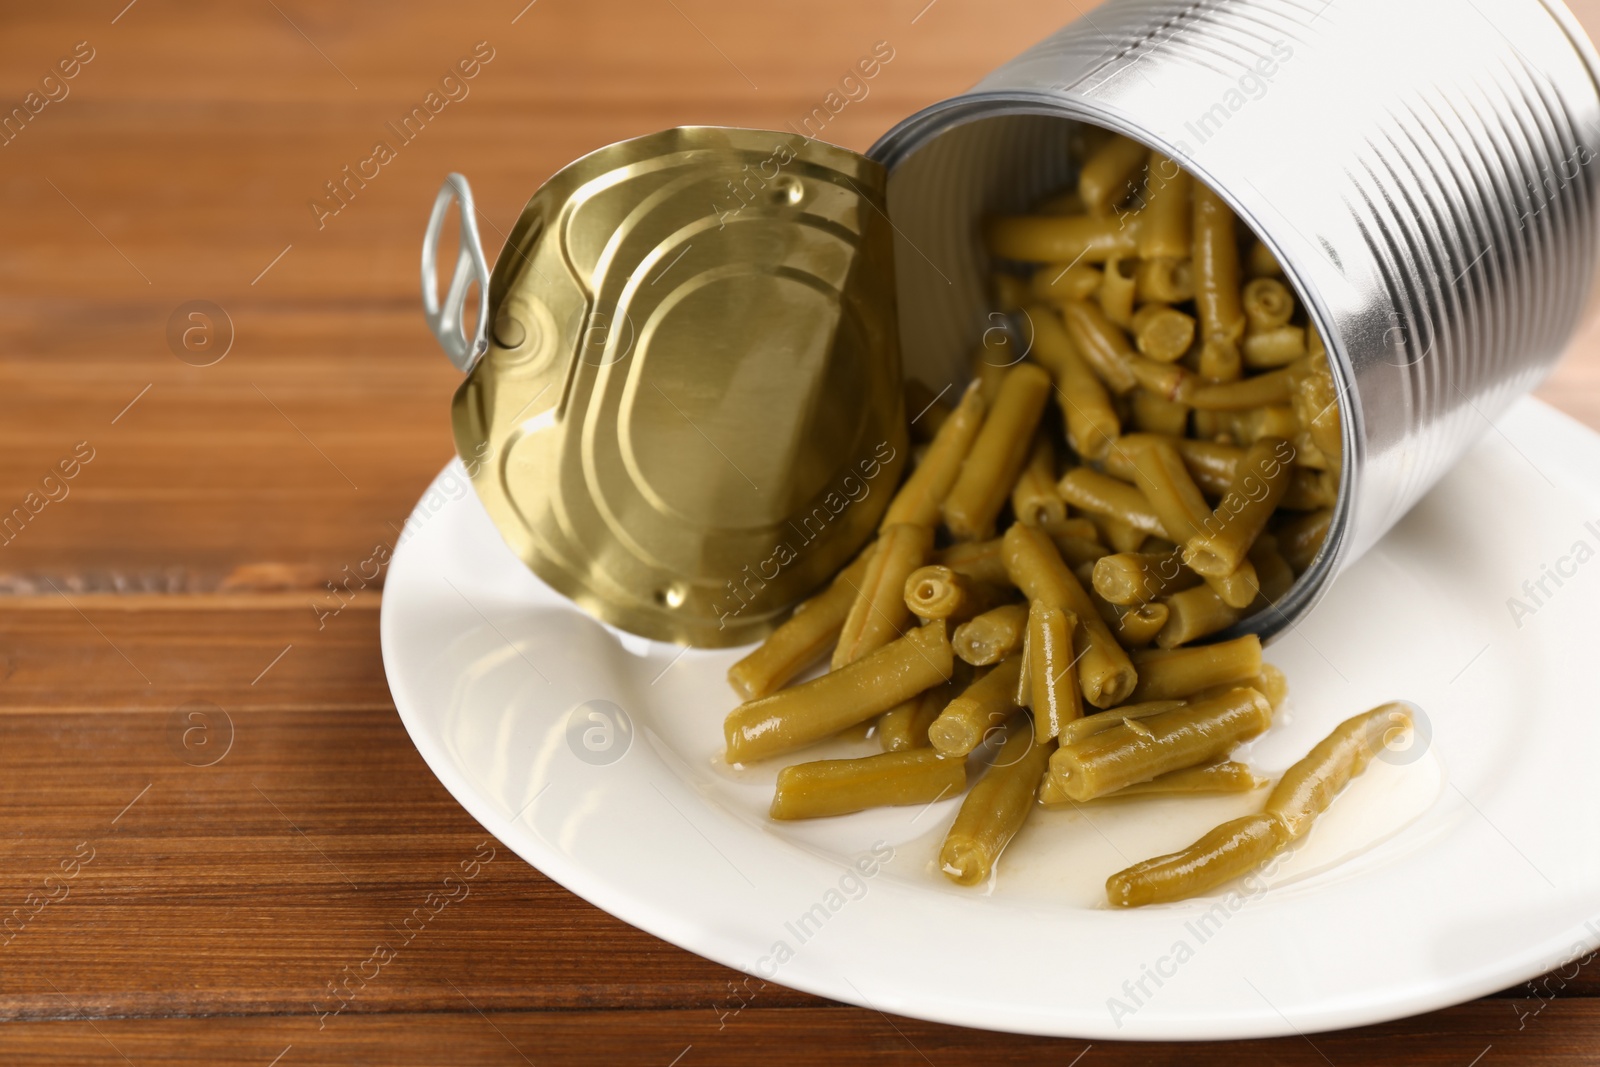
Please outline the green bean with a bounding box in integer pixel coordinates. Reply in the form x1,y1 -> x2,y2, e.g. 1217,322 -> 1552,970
1079,133 -> 1148,215
986,213 -> 1140,264
1129,436 -> 1259,607
1185,437 -> 1295,577
1138,154 -> 1191,259
1106,813 -> 1287,907
1099,256 -> 1139,328
1058,467 -> 1168,538
929,656 -> 1023,757
1041,758 -> 1262,804
1131,304 -> 1196,363
903,564 -> 1010,624
1154,583 -> 1240,648
833,523 -> 933,668
1242,325 -> 1306,369
1242,278 -> 1295,332
1292,354 -> 1343,464
882,381 -> 986,529
1092,547 -> 1201,606
1128,635 -> 1262,702
943,363 -> 1052,539
971,350 -> 1010,405
952,603 -> 1030,666
1087,512 -> 1151,554
1130,389 -> 1192,437
1057,700 -> 1186,747
1011,434 -> 1066,526
1029,304 -> 1121,463
1192,183 -> 1245,355
936,537 -> 1012,587
724,620 -> 954,764
1186,367 -> 1295,411
1027,599 -> 1083,743
1247,239 -> 1282,278
1031,262 -> 1103,302
1002,523 -> 1138,708
1047,687 -> 1272,802
1136,256 -> 1196,303
1192,663 -> 1288,711
877,683 -> 950,752
1059,297 -> 1139,394
726,545 -> 875,700
1265,702 -> 1412,840
1276,507 -> 1333,573
1048,528 -> 1113,570
770,749 -> 967,820
940,718 -> 1055,886
1108,597 -> 1168,649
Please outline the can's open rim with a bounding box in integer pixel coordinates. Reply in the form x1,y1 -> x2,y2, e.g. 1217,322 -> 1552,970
870,92 -> 1358,647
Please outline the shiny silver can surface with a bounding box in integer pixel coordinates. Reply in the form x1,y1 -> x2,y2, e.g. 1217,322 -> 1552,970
871,0 -> 1600,642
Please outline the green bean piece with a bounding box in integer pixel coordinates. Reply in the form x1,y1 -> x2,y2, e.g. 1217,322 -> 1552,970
1184,437 -> 1296,578
1029,305 -> 1121,463
1031,262 -> 1103,302
1131,303 -> 1196,363
1099,256 -> 1139,328
1186,367 -> 1296,411
1247,239 -> 1282,278
940,718 -> 1056,886
1110,597 -> 1169,649
1048,528 -> 1113,570
1154,584 -> 1240,648
1265,702 -> 1413,840
1138,154 -> 1191,259
1092,547 -> 1201,606
1292,354 -> 1343,464
1088,512 -> 1151,554
1136,256 -> 1196,303
1129,436 -> 1259,607
1130,389 -> 1192,437
882,381 -> 986,529
986,213 -> 1140,264
1191,663 -> 1289,712
943,363 -> 1052,540
1128,635 -> 1263,702
1028,599 -> 1083,743
771,749 -> 968,820
1242,277 -> 1295,332
727,545 -> 875,700
935,536 -> 1014,587
877,683 -> 951,752
1057,700 -> 1186,747
1059,297 -> 1139,394
1058,468 -> 1169,539
724,620 -> 954,764
1002,523 -> 1138,708
951,603 -> 1030,666
929,656 -> 1023,757
833,522 -> 933,668
1079,133 -> 1148,215
1276,507 -> 1333,573
1011,434 -> 1067,526
1046,687 -> 1273,802
903,564 -> 1011,624
1192,183 -> 1245,357
1106,812 -> 1288,907
1243,325 -> 1306,369
1042,759 -> 1263,804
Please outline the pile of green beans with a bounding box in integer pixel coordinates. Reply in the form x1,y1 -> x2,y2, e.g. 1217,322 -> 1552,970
720,133 -> 1410,906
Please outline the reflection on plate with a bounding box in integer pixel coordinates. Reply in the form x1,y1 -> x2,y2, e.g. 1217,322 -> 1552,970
382,397 -> 1600,1039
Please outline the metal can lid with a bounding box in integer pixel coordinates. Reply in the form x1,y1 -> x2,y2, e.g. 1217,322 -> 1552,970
426,127 -> 907,647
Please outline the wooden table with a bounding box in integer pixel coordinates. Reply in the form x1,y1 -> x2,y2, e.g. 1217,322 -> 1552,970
3,1 -> 1597,1062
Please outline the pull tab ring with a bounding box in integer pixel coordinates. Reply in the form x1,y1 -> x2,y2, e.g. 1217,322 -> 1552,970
421,173 -> 491,373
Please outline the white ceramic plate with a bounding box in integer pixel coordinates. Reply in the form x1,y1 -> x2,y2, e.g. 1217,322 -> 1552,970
381,396 -> 1600,1040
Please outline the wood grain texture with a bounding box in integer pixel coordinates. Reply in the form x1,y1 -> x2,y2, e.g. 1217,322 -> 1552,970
3,0 -> 1600,1061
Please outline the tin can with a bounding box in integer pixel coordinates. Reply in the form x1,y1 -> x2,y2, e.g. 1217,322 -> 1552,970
871,0 -> 1600,641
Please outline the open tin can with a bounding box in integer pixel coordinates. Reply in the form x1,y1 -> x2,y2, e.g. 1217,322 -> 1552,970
424,0 -> 1600,648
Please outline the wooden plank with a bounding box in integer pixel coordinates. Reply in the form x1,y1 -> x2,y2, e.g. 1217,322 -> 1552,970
0,1000 -> 1597,1066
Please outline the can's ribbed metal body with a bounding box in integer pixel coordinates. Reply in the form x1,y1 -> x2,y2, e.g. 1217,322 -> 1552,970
872,0 -> 1600,641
